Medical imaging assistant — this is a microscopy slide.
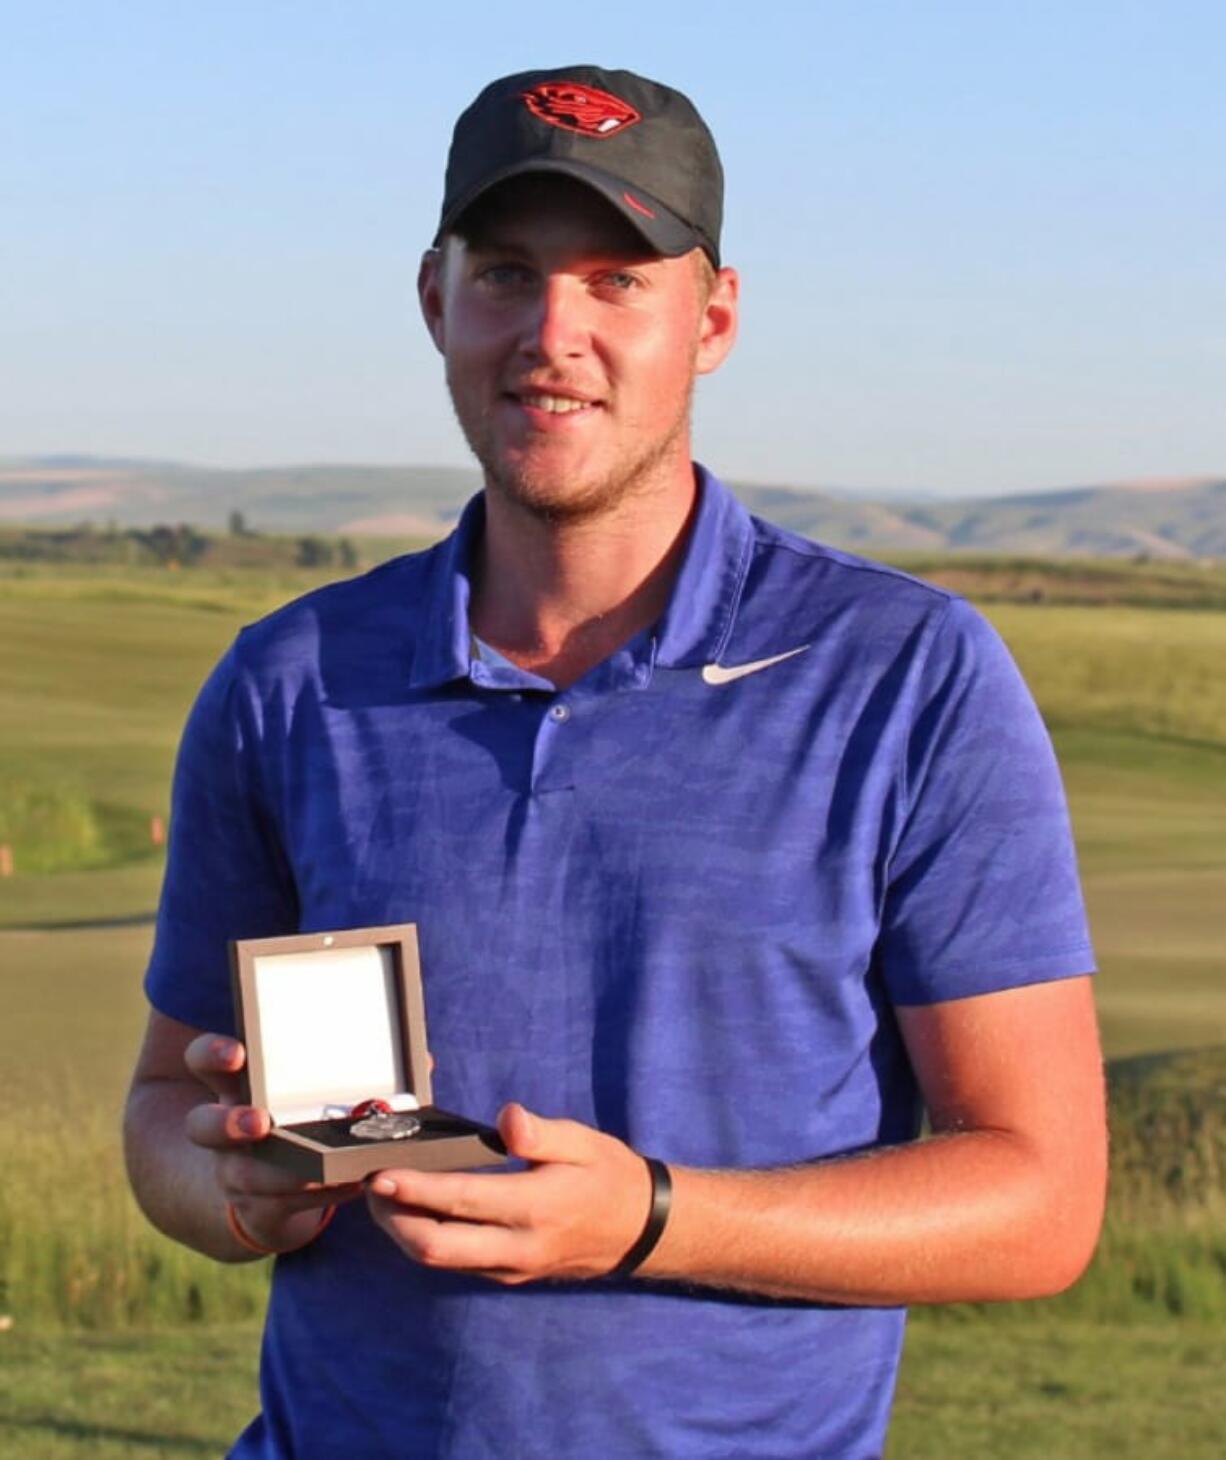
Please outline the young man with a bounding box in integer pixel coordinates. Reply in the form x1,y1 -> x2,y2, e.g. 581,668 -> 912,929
125,66 -> 1106,1458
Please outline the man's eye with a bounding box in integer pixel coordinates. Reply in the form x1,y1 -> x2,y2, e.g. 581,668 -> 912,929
479,264 -> 533,288
602,271 -> 641,291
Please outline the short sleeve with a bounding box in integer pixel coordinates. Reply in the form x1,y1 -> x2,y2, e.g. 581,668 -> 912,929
879,597 -> 1094,1005
144,643 -> 299,1034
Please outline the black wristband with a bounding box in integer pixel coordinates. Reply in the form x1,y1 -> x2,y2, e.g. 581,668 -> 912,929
609,1157 -> 672,1278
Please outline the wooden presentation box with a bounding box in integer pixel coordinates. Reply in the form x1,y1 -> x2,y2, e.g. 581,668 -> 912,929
229,923 -> 506,1183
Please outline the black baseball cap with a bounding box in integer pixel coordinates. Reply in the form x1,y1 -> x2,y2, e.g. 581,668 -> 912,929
435,65 -> 724,267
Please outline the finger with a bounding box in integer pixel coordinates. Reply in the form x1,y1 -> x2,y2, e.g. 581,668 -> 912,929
216,1149 -> 361,1202
367,1192 -> 533,1275
366,1167 -> 536,1225
185,1101 -> 270,1150
231,1183 -> 363,1254
229,1177 -> 365,1212
184,1033 -> 247,1101
497,1103 -> 606,1166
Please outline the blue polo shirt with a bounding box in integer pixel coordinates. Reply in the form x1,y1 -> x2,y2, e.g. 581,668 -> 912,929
147,467 -> 1093,1459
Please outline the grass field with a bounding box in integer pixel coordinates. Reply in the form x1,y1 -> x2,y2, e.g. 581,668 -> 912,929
891,1314 -> 1226,1457
1,557 -> 1224,1455
0,570 -> 325,890
1,1318 -> 1222,1459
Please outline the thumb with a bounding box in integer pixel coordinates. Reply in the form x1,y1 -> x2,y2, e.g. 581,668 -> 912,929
497,1103 -> 600,1165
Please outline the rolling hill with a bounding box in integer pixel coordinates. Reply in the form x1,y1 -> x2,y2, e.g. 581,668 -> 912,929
1,456 -> 1224,557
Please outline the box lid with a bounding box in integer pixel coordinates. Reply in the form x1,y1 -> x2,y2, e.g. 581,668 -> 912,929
230,923 -> 433,1126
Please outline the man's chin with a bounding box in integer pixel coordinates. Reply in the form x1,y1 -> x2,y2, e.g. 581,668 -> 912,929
470,443 -> 614,522
484,469 -> 618,525
466,416 -> 692,524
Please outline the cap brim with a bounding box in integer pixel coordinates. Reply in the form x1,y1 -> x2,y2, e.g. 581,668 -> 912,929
435,157 -> 714,263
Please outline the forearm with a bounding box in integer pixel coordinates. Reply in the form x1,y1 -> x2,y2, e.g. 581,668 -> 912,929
644,1126 -> 1104,1305
365,984 -> 1106,1296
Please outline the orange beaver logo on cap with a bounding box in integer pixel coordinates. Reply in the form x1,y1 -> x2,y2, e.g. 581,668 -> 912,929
522,81 -> 641,138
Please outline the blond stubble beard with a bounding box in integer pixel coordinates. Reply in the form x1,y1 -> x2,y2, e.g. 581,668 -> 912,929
445,364 -> 698,527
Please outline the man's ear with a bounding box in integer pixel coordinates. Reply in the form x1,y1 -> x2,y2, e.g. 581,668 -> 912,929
695,266 -> 739,377
418,247 -> 446,354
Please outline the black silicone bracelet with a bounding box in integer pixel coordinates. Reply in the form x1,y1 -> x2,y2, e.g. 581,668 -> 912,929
609,1157 -> 672,1278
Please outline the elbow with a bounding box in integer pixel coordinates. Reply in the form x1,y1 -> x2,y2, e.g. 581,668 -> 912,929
940,1120 -> 1109,1304
1047,1190 -> 1108,1297
1007,1144 -> 1109,1301
1022,1210 -> 1104,1299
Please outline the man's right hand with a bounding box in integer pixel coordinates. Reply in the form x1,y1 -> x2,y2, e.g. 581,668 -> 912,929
181,1032 -> 362,1254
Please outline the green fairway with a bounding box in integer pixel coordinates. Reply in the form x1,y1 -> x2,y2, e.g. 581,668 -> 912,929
0,573 -> 299,895
1,557 -> 1224,1453
985,601 -> 1226,748
4,564 -> 1223,1047
1,925 -> 158,1103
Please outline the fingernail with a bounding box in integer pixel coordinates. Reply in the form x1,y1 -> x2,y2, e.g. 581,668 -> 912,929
238,1111 -> 263,1138
211,1038 -> 233,1062
370,1176 -> 395,1196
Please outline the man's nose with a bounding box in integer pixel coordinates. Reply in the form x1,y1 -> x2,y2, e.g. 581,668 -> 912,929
517,275 -> 589,362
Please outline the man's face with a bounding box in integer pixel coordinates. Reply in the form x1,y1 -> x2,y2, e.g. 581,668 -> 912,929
420,176 -> 737,522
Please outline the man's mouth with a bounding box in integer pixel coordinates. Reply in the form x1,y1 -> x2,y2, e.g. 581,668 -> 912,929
508,391 -> 600,415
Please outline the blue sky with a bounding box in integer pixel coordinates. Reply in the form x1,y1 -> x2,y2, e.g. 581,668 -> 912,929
3,0 -> 1222,495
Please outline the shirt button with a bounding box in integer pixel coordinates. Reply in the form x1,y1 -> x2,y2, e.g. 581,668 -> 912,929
548,702 -> 571,724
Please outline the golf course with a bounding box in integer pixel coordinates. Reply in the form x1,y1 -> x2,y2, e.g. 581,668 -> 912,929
1,547 -> 1224,1457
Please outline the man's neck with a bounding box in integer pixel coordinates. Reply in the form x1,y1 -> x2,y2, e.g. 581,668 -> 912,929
468,468 -> 699,689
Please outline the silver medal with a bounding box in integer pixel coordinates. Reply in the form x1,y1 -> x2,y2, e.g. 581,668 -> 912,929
350,1111 -> 422,1142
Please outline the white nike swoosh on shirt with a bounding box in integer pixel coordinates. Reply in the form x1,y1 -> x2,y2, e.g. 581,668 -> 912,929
700,644 -> 811,685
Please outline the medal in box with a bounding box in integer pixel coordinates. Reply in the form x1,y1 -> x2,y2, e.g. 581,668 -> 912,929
229,923 -> 506,1182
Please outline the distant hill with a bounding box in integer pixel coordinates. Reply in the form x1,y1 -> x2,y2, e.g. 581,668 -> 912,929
0,459 -> 479,538
1,456 -> 1224,557
732,476 -> 1226,558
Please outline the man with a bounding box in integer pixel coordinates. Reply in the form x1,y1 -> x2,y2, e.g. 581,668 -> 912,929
125,65 -> 1106,1458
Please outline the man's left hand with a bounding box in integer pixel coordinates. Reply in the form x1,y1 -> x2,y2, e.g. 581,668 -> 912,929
365,1103 -> 654,1284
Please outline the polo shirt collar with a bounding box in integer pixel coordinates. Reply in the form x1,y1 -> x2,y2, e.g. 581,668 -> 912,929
405,493 -> 484,689
652,464 -> 755,670
405,465 -> 755,689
